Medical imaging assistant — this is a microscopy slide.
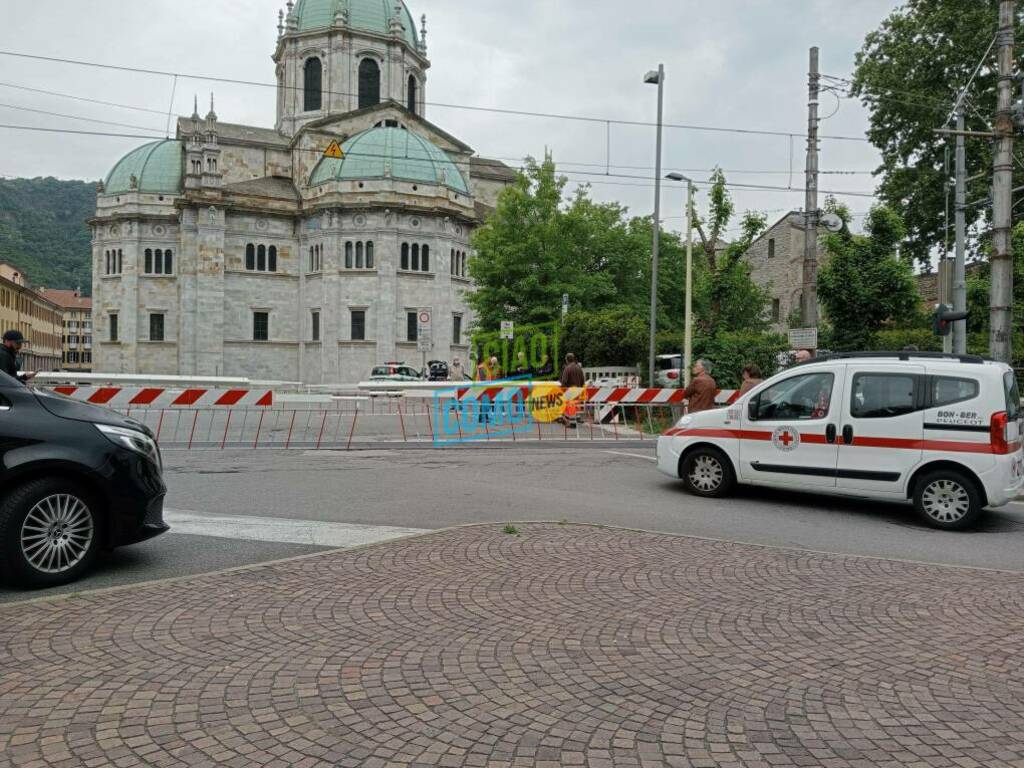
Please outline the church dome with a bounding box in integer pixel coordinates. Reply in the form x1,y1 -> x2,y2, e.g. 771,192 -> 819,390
309,127 -> 469,194
104,140 -> 183,195
294,0 -> 419,48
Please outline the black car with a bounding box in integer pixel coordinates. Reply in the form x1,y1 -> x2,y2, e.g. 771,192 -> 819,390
0,372 -> 168,588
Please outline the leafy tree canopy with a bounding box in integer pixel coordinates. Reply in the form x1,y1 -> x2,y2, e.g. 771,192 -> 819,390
851,0 -> 1024,266
818,205 -> 922,350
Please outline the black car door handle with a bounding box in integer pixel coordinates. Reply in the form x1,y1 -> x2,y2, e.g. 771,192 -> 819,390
826,424 -> 837,444
842,425 -> 854,445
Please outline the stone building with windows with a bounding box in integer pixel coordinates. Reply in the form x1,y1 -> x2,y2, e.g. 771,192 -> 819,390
92,0 -> 515,382
37,288 -> 93,371
0,263 -> 63,372
744,211 -> 827,332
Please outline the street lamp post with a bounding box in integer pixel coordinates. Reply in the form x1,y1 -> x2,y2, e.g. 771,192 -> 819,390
666,173 -> 694,388
645,65 -> 665,387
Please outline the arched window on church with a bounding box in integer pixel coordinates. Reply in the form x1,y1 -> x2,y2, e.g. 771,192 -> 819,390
421,244 -> 429,272
401,243 -> 409,271
164,249 -> 173,274
359,58 -> 380,110
268,245 -> 277,272
154,249 -> 164,275
345,241 -> 353,269
304,57 -> 322,112
246,244 -> 255,271
257,245 -> 266,272
145,249 -> 153,275
411,243 -> 420,272
407,75 -> 418,115
355,242 -> 364,269
366,241 -> 374,269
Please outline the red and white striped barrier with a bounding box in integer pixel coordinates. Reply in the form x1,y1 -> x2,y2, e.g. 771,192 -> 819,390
451,385 -> 740,406
49,386 -> 273,408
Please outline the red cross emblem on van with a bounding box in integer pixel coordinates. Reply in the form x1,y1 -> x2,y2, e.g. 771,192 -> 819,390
771,426 -> 800,452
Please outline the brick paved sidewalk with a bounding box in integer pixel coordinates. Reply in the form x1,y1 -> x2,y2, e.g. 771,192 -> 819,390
1,524 -> 1023,768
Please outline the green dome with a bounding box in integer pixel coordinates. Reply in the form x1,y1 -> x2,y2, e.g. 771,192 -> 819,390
309,127 -> 470,195
294,0 -> 419,48
104,140 -> 182,195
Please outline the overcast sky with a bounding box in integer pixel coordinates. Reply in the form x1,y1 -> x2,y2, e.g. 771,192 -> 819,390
1,0 -> 903,237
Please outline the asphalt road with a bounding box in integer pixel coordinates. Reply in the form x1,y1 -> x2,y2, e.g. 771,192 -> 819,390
3,445 -> 1023,602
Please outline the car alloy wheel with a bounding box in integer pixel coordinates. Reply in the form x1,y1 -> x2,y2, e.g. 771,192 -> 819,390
20,494 -> 95,575
920,479 -> 971,524
688,455 -> 723,493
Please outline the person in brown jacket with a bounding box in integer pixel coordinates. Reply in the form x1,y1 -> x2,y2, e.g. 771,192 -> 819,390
738,364 -> 763,395
683,358 -> 718,413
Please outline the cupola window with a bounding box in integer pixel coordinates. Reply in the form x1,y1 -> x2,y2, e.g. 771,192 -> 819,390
359,58 -> 380,109
304,57 -> 323,112
407,75 -> 418,115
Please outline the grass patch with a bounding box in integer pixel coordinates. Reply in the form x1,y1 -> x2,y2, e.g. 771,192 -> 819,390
502,524 -> 520,535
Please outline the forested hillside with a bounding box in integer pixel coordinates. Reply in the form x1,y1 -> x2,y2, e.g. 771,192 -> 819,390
0,177 -> 95,292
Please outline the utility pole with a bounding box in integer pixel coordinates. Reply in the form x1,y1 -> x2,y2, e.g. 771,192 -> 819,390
991,0 -> 1015,363
684,180 -> 694,388
801,46 -> 820,329
953,112 -> 968,355
646,65 -> 665,386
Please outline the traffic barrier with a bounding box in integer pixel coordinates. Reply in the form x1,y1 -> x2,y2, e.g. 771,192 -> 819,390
48,386 -> 273,408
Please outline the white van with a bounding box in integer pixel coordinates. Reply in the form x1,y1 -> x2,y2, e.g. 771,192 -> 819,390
656,352 -> 1024,529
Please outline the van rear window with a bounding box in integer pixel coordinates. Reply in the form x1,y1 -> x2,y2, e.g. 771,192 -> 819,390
931,377 -> 979,408
1004,371 -> 1020,420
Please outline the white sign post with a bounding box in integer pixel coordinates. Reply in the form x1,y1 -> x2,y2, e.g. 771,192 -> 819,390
500,320 -> 514,340
788,327 -> 818,351
562,293 -> 569,318
417,310 -> 432,362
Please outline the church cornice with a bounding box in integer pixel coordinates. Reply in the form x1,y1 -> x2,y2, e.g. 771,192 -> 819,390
273,26 -> 430,69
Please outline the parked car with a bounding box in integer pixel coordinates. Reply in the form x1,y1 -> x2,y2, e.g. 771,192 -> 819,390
657,352 -> 1024,530
0,372 -> 167,588
655,354 -> 683,388
368,362 -> 423,382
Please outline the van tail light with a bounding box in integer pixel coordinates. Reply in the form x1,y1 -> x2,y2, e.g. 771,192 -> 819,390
990,411 -> 1011,454
667,371 -> 679,380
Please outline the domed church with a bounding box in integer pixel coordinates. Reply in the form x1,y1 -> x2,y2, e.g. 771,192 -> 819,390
91,0 -> 515,382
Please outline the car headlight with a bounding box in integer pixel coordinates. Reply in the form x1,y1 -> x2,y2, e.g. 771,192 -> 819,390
95,424 -> 161,469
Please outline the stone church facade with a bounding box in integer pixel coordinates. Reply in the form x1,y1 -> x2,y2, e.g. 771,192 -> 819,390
91,0 -> 515,383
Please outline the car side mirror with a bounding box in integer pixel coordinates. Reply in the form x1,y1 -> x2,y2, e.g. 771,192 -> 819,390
747,399 -> 758,421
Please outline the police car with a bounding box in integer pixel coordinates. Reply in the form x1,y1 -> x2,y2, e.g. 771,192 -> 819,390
657,352 -> 1024,530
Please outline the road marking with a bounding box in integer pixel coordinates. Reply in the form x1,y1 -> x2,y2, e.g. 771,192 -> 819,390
603,450 -> 656,462
164,508 -> 426,548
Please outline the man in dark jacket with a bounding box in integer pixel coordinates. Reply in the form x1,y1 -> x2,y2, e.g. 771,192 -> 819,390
558,353 -> 586,428
0,330 -> 35,384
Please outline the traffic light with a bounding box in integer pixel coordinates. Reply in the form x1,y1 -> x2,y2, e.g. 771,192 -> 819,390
932,304 -> 969,337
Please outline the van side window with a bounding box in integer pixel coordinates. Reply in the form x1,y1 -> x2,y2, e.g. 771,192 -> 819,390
851,373 -> 917,418
930,377 -> 979,409
1004,371 -> 1020,420
751,372 -> 834,421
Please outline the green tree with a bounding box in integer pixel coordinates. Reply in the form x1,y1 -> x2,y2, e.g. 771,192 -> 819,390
467,156 -> 647,331
690,169 -> 771,333
851,0 -> 1023,266
818,205 -> 921,350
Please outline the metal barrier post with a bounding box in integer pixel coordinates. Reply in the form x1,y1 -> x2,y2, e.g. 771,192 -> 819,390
221,410 -> 232,450
253,411 -> 265,449
315,411 -> 328,449
346,404 -> 359,450
187,411 -> 199,450
397,401 -> 407,442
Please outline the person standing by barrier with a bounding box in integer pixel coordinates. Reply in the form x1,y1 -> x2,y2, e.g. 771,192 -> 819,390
738,364 -> 763,395
449,356 -> 468,381
558,353 -> 585,428
514,351 -> 531,380
683,359 -> 717,413
0,331 -> 35,384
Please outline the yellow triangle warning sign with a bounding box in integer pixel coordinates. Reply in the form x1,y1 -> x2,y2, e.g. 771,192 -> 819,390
324,141 -> 344,159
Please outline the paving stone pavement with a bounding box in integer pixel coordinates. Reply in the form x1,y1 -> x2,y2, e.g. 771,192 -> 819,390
1,524 -> 1023,768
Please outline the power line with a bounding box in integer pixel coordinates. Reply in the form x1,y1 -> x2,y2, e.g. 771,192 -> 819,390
0,81 -> 169,115
0,49 -> 872,143
0,102 -> 167,135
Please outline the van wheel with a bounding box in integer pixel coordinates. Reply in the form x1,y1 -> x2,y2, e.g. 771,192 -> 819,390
913,470 -> 983,531
0,478 -> 100,588
680,448 -> 736,498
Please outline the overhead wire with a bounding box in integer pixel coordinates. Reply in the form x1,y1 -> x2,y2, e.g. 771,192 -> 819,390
0,49 -> 872,143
